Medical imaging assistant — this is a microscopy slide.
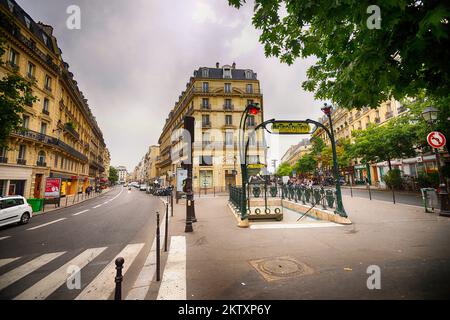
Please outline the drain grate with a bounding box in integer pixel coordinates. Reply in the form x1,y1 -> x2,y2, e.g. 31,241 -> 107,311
249,256 -> 313,282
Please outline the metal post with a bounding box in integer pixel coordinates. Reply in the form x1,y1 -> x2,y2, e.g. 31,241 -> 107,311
350,176 -> 353,198
114,257 -> 124,300
156,212 -> 161,281
367,182 -> 372,200
171,191 -> 174,217
434,148 -> 450,215
164,202 -> 169,252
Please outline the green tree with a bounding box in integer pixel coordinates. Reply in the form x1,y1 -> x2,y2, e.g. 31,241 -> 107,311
228,1 -> 450,110
294,153 -> 317,175
276,162 -> 293,176
321,139 -> 352,169
350,117 -> 418,170
108,166 -> 119,184
0,38 -> 37,147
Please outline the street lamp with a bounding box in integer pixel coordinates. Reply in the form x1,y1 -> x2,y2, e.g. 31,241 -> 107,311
421,106 -> 450,216
321,103 -> 347,218
238,103 -> 261,227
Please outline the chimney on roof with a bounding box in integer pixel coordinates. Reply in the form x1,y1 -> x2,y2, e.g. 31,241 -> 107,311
232,62 -> 236,69
216,62 -> 220,68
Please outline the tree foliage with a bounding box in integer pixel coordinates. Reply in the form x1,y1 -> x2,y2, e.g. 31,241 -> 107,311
276,162 -> 293,176
228,0 -> 450,109
294,153 -> 317,175
108,166 -> 119,184
0,38 -> 36,147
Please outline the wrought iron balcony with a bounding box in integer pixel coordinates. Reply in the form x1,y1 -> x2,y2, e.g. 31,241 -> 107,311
200,103 -> 211,110
0,157 -> 7,164
42,109 -> 50,116
17,159 -> 26,165
36,161 -> 47,167
64,123 -> 80,140
202,122 -> 211,128
223,104 -> 234,111
27,73 -> 36,81
44,85 -> 52,92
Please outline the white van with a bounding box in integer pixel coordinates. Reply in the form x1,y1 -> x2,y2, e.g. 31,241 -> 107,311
0,196 -> 33,227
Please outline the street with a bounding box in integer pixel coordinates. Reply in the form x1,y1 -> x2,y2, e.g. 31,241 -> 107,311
0,186 -> 163,300
341,187 -> 423,207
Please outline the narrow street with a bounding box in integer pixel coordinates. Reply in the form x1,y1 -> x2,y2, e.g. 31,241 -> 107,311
0,186 -> 163,300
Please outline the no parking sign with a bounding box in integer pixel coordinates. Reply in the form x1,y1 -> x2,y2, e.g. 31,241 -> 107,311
427,132 -> 446,149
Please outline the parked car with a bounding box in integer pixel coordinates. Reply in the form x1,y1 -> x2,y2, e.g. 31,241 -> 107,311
154,186 -> 173,196
139,184 -> 148,191
0,196 -> 33,227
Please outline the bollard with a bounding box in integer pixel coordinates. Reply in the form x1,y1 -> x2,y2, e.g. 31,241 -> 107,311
114,257 -> 124,300
164,202 -> 169,252
65,196 -> 68,207
367,183 -> 372,200
156,212 -> 161,281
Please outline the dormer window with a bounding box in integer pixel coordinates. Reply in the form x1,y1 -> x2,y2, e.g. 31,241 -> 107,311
42,33 -> 48,46
245,70 -> 253,79
223,65 -> 232,79
7,0 -> 14,12
201,68 -> 209,78
24,17 -> 31,29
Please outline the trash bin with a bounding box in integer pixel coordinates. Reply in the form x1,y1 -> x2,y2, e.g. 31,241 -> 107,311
27,198 -> 44,213
421,188 -> 438,213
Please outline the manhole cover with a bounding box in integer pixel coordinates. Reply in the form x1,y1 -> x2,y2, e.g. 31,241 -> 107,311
249,256 -> 314,282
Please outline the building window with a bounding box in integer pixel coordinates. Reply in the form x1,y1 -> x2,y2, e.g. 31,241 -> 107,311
202,98 -> 210,109
246,84 -> 253,93
18,145 -> 26,160
199,156 -> 213,166
27,62 -> 35,79
60,157 -> 64,169
54,153 -> 58,168
24,16 -> 31,29
201,68 -> 209,77
225,115 -> 233,125
225,132 -> 233,146
202,115 -> 210,127
245,70 -> 253,79
43,98 -> 50,113
248,155 -> 259,164
45,75 -> 52,91
224,83 -> 231,93
7,0 -> 14,12
40,122 -> 47,135
8,49 -> 18,67
42,33 -> 48,46
223,68 -> 232,79
37,151 -> 46,164
22,115 -> 30,129
202,82 -> 209,93
247,115 -> 255,127
224,99 -> 232,110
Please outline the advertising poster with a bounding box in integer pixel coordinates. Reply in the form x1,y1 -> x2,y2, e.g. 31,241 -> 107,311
176,169 -> 188,192
45,178 -> 61,198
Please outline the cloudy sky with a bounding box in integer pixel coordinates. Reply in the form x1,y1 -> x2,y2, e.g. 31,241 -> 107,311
18,0 -> 325,172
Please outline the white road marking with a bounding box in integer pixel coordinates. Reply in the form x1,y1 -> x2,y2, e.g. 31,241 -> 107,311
0,236 -> 11,241
0,252 -> 65,291
0,257 -> 20,268
157,236 -> 186,300
73,210 -> 89,216
27,218 -> 67,231
75,243 -> 144,300
15,247 -> 106,300
126,212 -> 168,300
250,222 -> 344,229
93,204 -> 102,209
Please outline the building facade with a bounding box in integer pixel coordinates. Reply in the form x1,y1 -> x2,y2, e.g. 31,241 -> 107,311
116,166 -> 127,184
157,63 -> 266,192
0,0 -> 106,198
280,139 -> 311,168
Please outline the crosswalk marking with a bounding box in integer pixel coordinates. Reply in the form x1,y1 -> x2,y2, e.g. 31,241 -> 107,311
126,213 -> 168,300
0,252 -> 65,291
14,247 -> 106,300
0,257 -> 20,268
73,210 -> 89,216
157,236 -> 186,300
250,222 -> 344,229
0,236 -> 11,241
75,243 -> 144,300
27,218 -> 66,231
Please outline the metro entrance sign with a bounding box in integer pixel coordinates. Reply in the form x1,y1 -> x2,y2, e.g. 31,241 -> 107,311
427,132 -> 446,149
271,121 -> 311,134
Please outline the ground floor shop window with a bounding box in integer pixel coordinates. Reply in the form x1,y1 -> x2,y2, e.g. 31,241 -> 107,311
200,170 -> 213,188
8,180 -> 25,196
0,180 -> 7,196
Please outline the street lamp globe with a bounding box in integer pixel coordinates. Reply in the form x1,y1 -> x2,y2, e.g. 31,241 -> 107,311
422,106 -> 439,124
321,103 -> 333,115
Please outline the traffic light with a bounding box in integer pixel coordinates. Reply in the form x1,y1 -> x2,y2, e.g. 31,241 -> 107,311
247,103 -> 260,115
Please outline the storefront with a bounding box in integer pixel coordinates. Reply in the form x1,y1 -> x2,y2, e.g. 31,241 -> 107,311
49,172 -> 79,196
0,165 -> 32,198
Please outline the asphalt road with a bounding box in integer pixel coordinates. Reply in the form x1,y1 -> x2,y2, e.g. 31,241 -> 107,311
341,187 -> 423,207
0,186 -> 163,300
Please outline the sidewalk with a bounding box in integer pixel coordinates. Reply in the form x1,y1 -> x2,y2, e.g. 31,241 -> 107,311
161,194 -> 450,299
35,188 -> 112,215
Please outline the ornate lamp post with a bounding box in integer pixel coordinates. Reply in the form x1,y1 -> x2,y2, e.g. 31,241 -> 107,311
238,103 -> 261,227
321,103 -> 347,218
421,106 -> 450,216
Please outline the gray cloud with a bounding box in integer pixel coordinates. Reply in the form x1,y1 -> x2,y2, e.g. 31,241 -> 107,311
18,0 -> 325,172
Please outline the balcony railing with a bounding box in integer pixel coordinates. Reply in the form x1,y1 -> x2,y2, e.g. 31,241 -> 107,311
374,117 -> 381,124
223,104 -> 234,110
64,123 -> 80,140
385,111 -> 394,119
36,161 -> 47,167
44,85 -> 52,92
17,159 -> 26,165
202,122 -> 211,128
0,157 -> 7,164
42,109 -> 50,116
27,73 -> 36,81
200,103 -> 211,110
